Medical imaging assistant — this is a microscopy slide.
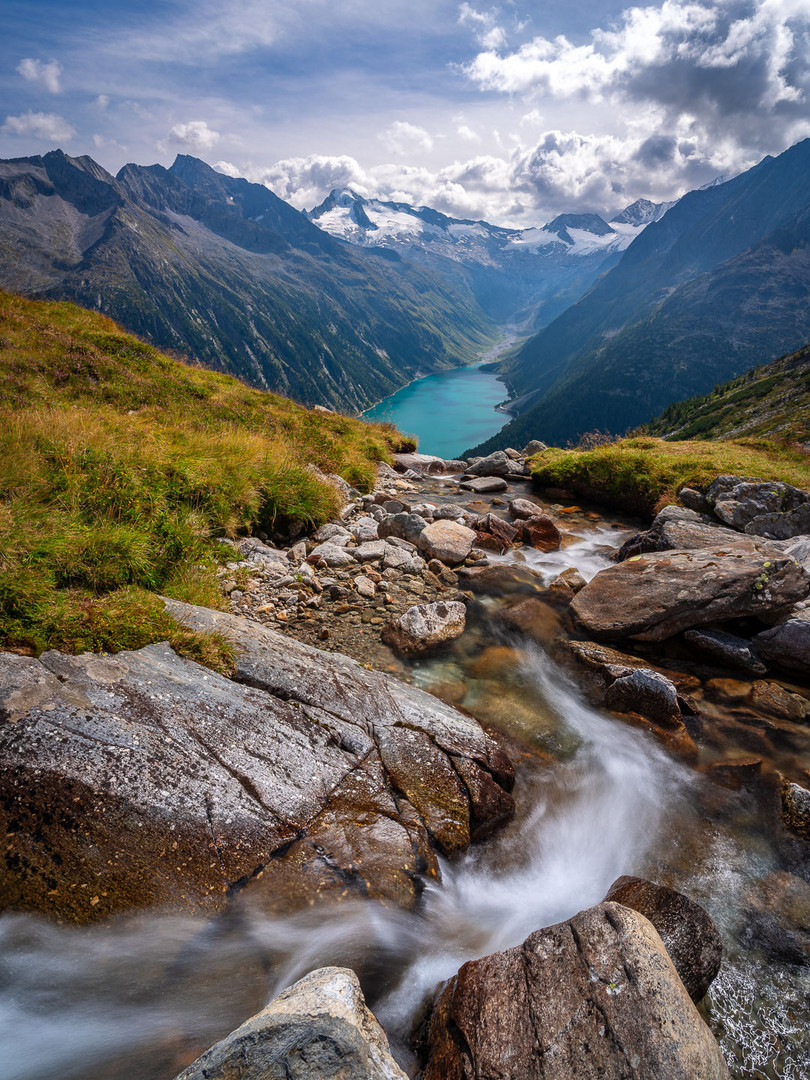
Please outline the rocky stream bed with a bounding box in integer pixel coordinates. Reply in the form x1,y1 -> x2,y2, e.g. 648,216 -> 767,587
1,449 -> 809,1079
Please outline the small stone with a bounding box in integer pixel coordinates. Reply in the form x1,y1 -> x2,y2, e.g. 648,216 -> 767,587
354,539 -> 387,563
355,575 -> 376,599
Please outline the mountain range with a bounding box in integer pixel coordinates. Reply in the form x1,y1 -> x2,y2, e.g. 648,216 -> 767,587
308,188 -> 669,330
0,150 -> 495,412
469,138 -> 810,453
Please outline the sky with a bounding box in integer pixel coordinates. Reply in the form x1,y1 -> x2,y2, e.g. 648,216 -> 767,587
1,0 -> 809,227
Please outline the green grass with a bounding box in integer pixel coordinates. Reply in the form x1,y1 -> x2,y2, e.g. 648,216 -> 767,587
0,291 -> 406,661
530,436 -> 810,518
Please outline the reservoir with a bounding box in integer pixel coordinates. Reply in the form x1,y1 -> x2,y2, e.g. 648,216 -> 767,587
362,361 -> 509,459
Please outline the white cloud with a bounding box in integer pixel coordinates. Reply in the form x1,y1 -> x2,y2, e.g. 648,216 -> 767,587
457,123 -> 481,142
458,4 -> 507,50
17,58 -> 63,94
165,120 -> 220,151
2,111 -> 76,142
213,160 -> 242,177
380,121 -> 434,156
96,95 -> 110,109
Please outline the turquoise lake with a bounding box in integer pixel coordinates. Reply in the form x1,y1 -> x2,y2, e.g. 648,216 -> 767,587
362,363 -> 509,459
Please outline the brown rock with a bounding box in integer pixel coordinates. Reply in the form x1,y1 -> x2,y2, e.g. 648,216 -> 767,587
743,872 -> 810,964
781,779 -> 810,841
475,512 -> 519,551
422,902 -> 730,1080
571,549 -> 809,642
604,876 -> 722,1002
705,757 -> 763,790
497,597 -> 562,646
522,513 -> 562,551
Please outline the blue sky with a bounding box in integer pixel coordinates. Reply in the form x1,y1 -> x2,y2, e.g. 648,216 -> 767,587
2,0 -> 809,225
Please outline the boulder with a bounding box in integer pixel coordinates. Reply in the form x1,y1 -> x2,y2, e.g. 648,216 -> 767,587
683,627 -> 768,675
678,486 -> 710,513
548,567 -> 586,594
0,603 -> 515,922
236,537 -> 288,565
464,450 -> 525,478
353,540 -> 387,563
311,523 -> 352,546
173,967 -> 407,1080
378,512 -> 428,546
604,876 -> 722,1002
705,475 -> 809,534
522,514 -> 562,551
422,902 -> 730,1080
417,520 -> 477,566
474,513 -> 519,552
381,601 -> 467,657
571,549 -> 809,642
604,668 -> 681,727
615,506 -> 779,562
392,453 -> 466,475
458,475 -> 508,494
433,503 -> 465,521
520,440 -> 548,456
508,497 -> 542,519
308,542 -> 356,567
754,610 -> 810,673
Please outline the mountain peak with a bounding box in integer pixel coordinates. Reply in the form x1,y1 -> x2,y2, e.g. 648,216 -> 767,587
542,213 -> 614,244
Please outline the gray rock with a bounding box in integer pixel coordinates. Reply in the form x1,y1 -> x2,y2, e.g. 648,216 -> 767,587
417,521 -> 477,566
508,497 -> 542,519
382,544 -> 415,571
683,627 -> 768,675
308,542 -> 356,567
745,502 -> 810,540
391,453 -> 465,475
458,476 -> 508,494
755,610 -> 810,673
173,967 -> 408,1080
351,516 -> 380,543
520,440 -> 548,456
312,522 -> 352,545
678,486 -> 710,513
464,450 -> 525,478
236,537 -> 287,565
706,476 -> 809,532
354,540 -> 387,563
382,601 -> 467,656
433,503 -> 465,521
572,549 -> 810,642
378,512 -> 428,545
605,668 -> 681,725
422,902 -> 730,1080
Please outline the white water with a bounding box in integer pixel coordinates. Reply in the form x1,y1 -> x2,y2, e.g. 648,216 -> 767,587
0,640 -> 689,1079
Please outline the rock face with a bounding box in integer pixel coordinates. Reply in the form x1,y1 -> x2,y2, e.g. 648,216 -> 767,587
174,967 -> 408,1080
422,902 -> 730,1080
417,520 -> 477,565
0,602 -> 515,922
381,601 -> 467,657
604,877 -> 723,1003
754,610 -> 810,673
571,549 -> 809,642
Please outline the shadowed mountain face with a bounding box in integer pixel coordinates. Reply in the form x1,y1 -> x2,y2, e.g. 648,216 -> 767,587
0,151 -> 496,412
470,138 -> 810,453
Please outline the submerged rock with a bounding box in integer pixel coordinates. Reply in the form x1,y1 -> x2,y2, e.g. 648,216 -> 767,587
571,549 -> 809,642
604,876 -> 722,1002
422,902 -> 730,1080
174,967 -> 407,1080
382,600 -> 467,656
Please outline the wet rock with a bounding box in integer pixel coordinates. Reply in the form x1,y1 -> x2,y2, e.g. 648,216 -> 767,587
781,779 -> 810,841
604,668 -> 681,726
308,543 -> 356,568
508,497 -> 542,519
683,627 -> 768,675
706,757 -> 764,791
469,645 -> 526,680
749,680 -> 810,722
497,597 -> 562,646
173,967 -> 408,1080
417,521 -> 477,566
378,512 -> 428,546
458,476 -> 508,494
456,563 -> 545,594
743,872 -> 810,964
549,567 -> 586,594
604,876 -> 722,1003
522,514 -> 562,551
422,902 -> 730,1080
464,450 -> 525,478
381,601 -> 467,657
571,549 -> 809,642
754,610 -> 810,673
474,513 -> 519,552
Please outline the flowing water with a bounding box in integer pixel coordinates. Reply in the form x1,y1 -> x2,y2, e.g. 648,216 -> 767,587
2,511 -> 809,1079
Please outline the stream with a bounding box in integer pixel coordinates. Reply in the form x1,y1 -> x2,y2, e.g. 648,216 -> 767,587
1,490 -> 809,1080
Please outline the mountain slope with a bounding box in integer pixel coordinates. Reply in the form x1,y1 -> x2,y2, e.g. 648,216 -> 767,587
307,188 -> 662,329
471,139 -> 810,452
641,343 -> 810,443
0,151 -> 495,412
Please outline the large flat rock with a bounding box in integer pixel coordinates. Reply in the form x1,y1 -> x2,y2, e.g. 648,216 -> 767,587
422,902 -> 730,1080
571,549 -> 809,642
0,603 -> 514,923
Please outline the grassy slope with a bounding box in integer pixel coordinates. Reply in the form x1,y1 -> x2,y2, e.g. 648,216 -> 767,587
0,291 -> 404,661
640,343 -> 810,443
530,436 -> 810,519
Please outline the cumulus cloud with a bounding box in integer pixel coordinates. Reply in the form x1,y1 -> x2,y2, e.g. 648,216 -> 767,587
380,121 -> 434,156
165,120 -> 220,151
458,3 -> 508,50
2,111 -> 76,142
17,58 -> 63,94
